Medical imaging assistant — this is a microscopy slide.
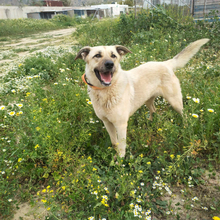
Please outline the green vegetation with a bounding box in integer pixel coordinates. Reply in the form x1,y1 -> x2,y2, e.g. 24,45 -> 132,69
0,14 -> 94,38
0,9 -> 220,220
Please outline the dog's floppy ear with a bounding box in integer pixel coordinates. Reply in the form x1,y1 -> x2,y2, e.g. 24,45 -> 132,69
75,47 -> 91,60
115,45 -> 132,56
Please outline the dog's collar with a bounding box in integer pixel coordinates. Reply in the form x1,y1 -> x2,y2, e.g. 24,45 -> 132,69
82,73 -> 105,90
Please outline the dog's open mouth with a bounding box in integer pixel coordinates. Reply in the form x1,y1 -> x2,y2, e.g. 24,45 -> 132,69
95,69 -> 113,86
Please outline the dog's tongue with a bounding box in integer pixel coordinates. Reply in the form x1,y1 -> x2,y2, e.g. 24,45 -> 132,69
100,72 -> 112,84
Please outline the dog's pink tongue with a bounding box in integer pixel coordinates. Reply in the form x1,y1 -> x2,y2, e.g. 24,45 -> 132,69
100,72 -> 111,84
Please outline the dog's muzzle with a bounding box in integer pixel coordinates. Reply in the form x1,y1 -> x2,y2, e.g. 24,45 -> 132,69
95,61 -> 114,86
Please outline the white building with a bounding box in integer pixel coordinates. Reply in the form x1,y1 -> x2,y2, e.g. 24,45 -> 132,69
91,2 -> 128,18
0,3 -> 129,19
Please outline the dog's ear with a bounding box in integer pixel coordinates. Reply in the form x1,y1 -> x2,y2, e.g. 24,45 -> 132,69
115,45 -> 132,56
75,47 -> 91,60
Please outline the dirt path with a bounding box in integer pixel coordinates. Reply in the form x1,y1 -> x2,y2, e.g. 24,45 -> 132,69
4,28 -> 76,48
0,27 -> 76,66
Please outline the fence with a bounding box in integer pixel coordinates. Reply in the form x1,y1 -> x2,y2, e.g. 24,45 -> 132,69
192,0 -> 220,19
143,0 -> 220,20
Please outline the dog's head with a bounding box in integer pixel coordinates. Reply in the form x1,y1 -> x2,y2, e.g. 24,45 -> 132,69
75,45 -> 131,87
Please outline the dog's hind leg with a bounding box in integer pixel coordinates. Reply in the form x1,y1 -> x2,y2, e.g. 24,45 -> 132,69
145,97 -> 156,121
163,76 -> 183,115
165,95 -> 183,115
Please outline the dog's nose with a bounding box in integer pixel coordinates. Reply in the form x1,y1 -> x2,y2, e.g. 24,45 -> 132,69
105,61 -> 114,69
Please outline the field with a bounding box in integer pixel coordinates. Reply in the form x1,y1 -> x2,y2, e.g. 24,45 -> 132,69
0,9 -> 220,220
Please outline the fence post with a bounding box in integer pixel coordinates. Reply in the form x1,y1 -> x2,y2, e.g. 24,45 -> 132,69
134,0 -> 137,19
191,0 -> 194,16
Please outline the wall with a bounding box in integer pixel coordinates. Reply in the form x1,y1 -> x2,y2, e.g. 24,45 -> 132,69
0,6 -> 73,19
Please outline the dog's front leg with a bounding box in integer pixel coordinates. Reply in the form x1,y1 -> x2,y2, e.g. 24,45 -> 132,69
114,123 -> 127,157
103,119 -> 118,146
103,119 -> 127,157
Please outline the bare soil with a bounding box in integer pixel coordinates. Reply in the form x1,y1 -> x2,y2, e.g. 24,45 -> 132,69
0,27 -> 76,65
12,202 -> 49,220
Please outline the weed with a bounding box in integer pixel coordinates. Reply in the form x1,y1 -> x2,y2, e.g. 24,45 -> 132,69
0,9 -> 220,220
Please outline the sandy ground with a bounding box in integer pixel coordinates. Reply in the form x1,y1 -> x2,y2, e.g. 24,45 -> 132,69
0,27 -> 76,65
12,202 -> 49,220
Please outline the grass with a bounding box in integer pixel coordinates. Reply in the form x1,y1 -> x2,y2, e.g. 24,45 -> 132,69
0,9 -> 220,220
0,14 -> 95,38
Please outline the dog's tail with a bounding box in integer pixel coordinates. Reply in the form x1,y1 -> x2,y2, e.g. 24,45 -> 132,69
166,38 -> 209,70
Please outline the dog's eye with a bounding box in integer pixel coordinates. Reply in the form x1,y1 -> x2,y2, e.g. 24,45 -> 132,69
111,54 -> 116,58
94,54 -> 102,58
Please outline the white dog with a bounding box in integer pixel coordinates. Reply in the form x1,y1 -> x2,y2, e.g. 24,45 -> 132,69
75,39 -> 209,157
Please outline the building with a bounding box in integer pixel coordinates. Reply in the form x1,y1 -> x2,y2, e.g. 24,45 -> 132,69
0,2 -> 128,19
91,2 -> 129,18
0,6 -> 73,19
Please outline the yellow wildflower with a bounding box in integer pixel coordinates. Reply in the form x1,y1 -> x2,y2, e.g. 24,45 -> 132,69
208,109 -> 214,113
16,104 -> 23,108
192,114 -> 199,118
35,144 -> 39,149
170,154 -> 175,159
192,98 -> 200,103
0,105 -> 5,110
115,192 -> 119,198
9,111 -> 15,116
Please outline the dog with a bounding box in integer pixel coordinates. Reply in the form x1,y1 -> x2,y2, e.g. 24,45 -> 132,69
75,39 -> 209,157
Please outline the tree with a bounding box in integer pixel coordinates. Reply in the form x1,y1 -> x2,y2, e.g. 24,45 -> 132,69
61,0 -> 71,6
119,0 -> 134,6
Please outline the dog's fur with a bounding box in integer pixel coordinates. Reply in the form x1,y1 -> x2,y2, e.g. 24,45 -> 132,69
75,39 -> 209,157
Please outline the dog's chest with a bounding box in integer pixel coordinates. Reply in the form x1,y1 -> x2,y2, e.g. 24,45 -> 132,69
90,89 -> 121,111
